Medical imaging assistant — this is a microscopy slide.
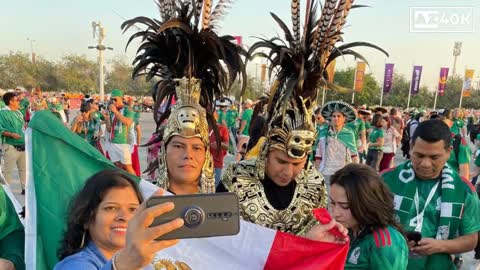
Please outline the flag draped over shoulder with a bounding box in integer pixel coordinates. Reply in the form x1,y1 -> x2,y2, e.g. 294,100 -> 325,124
26,111 -> 349,270
140,182 -> 349,270
25,111 -> 119,270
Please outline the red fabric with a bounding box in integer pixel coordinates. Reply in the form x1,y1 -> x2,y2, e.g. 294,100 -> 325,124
264,208 -> 349,270
383,228 -> 392,246
313,208 -> 344,239
110,116 -> 117,141
379,153 -> 395,172
264,231 -> 349,270
379,228 -> 386,246
460,176 -> 476,192
373,230 -> 380,247
95,140 -> 105,156
209,124 -> 229,168
131,144 -> 141,176
25,109 -> 31,122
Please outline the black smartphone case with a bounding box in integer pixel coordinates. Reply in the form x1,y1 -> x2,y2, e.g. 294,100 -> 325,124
147,192 -> 240,240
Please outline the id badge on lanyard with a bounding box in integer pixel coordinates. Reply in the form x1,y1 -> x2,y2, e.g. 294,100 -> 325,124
411,181 -> 440,232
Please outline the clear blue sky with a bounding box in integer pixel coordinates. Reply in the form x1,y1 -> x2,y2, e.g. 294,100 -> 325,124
1,0 -> 479,91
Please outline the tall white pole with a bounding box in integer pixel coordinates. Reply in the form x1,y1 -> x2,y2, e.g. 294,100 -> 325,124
379,59 -> 387,107
27,38 -> 36,64
459,79 -> 464,109
406,86 -> 412,110
433,86 -> 439,110
351,66 -> 357,104
98,22 -> 105,101
406,63 -> 414,110
380,88 -> 384,107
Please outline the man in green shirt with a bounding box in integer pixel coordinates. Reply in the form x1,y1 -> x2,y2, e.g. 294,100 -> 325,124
382,120 -> 480,270
0,187 -> 25,270
441,114 -> 471,180
346,110 -> 367,156
15,90 -> 29,121
236,99 -> 253,161
0,92 -> 26,194
132,99 -> 143,113
357,109 -> 371,163
225,104 -> 239,155
104,89 -> 135,174
216,99 -> 228,126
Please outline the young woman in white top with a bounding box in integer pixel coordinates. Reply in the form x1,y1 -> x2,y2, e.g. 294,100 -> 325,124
379,115 -> 401,171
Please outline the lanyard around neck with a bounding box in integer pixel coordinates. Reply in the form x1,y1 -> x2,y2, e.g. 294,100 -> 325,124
413,180 -> 440,232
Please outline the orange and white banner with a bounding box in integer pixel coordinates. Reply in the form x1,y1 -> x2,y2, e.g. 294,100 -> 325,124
462,69 -> 475,97
354,62 -> 366,92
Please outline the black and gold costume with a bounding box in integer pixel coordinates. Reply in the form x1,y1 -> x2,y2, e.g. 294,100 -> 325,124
219,0 -> 387,235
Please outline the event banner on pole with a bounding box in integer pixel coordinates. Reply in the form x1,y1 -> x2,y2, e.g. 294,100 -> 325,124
383,63 -> 395,93
462,69 -> 475,97
438,67 -> 449,96
410,65 -> 423,95
354,62 -> 366,92
326,59 -> 337,83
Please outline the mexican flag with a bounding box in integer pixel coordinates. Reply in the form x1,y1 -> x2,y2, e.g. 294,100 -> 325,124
25,111 -> 349,270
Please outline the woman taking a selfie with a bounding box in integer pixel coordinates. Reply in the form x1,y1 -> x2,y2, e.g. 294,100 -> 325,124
54,169 -> 183,270
329,163 -> 408,269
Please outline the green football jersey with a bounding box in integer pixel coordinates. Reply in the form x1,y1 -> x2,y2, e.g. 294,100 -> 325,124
346,118 -> 365,142
450,118 -> 464,135
109,107 -> 135,144
225,109 -> 239,128
368,128 -> 384,150
345,226 -> 408,270
240,108 -> 253,136
447,135 -> 471,171
19,97 -> 30,117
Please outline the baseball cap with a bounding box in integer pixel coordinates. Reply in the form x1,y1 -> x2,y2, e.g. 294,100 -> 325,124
111,89 -> 124,98
438,108 -> 451,119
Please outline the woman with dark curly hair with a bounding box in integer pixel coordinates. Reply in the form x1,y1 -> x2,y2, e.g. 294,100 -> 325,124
54,169 -> 183,270
330,163 -> 408,269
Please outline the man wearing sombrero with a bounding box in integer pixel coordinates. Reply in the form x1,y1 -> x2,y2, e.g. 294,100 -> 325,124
315,101 -> 358,190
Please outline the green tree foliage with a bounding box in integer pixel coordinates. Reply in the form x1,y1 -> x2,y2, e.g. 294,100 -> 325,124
0,52 -> 37,89
229,74 -> 265,100
56,54 -> 97,92
105,56 -> 153,97
322,67 -> 381,106
1,52 -> 478,108
434,75 -> 480,109
381,73 -> 433,109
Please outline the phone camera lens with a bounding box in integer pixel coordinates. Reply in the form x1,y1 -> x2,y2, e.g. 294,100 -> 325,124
183,206 -> 204,228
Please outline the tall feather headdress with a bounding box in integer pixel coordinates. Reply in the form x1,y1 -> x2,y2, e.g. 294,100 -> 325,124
122,0 -> 246,128
249,0 -> 388,160
122,0 -> 246,193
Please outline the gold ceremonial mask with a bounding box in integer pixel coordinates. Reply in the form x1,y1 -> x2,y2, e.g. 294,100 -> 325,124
156,77 -> 215,193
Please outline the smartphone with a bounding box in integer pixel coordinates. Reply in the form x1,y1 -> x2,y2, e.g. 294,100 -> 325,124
406,231 -> 422,245
146,192 -> 240,240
